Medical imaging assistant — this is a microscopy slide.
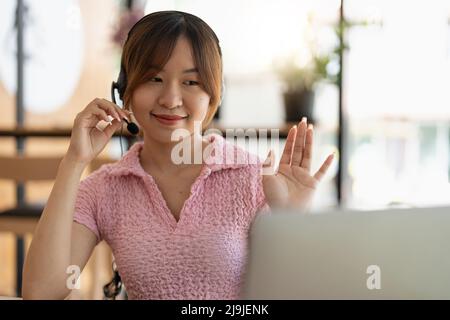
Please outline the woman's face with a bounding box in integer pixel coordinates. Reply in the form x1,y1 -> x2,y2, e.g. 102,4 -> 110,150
130,36 -> 211,143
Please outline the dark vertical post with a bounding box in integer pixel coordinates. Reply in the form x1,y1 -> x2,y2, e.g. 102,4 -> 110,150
337,0 -> 348,208
124,0 -> 134,151
15,0 -> 26,297
126,0 -> 133,10
447,21 -> 450,191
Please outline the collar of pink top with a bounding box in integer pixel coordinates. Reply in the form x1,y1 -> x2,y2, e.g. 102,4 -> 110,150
108,134 -> 261,179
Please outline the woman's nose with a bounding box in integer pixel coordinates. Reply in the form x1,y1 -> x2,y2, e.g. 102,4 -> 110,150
157,84 -> 183,109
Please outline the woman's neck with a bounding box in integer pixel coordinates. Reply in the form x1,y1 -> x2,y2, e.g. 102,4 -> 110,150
139,133 -> 207,175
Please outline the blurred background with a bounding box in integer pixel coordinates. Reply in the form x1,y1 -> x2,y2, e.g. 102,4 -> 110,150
0,0 -> 449,299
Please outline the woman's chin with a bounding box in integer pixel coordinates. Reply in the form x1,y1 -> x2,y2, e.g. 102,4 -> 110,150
143,127 -> 193,144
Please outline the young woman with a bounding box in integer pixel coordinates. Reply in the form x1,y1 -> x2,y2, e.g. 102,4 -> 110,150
22,10 -> 334,300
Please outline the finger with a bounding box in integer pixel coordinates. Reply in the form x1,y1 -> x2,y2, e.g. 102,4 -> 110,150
291,117 -> 307,166
103,98 -> 132,121
100,98 -> 130,122
280,126 -> 297,165
91,98 -> 128,122
263,149 -> 272,166
88,98 -> 120,122
313,153 -> 335,182
300,123 -> 314,171
262,149 -> 276,176
103,118 -> 122,137
88,108 -> 110,123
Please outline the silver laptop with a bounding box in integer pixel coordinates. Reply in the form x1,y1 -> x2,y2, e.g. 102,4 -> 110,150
241,206 -> 450,299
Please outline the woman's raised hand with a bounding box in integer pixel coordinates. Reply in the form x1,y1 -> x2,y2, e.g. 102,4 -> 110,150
66,98 -> 131,166
262,117 -> 335,211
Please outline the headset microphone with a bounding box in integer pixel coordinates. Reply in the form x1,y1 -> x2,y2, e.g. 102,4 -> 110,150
122,117 -> 139,135
110,81 -> 139,136
111,80 -> 140,158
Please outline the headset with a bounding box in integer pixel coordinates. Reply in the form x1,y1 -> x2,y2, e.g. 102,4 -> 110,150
110,12 -> 225,157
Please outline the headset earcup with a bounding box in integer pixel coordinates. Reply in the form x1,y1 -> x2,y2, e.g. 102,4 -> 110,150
117,65 -> 127,101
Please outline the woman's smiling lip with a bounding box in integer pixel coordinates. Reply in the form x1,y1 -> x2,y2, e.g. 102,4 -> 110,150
150,112 -> 188,120
150,112 -> 188,126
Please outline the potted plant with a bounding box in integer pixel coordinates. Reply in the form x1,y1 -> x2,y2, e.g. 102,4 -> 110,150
272,12 -> 348,125
274,51 -> 334,125
274,14 -> 376,125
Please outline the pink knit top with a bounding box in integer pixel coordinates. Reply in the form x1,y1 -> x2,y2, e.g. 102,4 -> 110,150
73,134 -> 270,299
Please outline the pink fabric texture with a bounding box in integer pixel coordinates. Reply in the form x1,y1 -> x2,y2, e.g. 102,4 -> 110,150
73,134 -> 270,299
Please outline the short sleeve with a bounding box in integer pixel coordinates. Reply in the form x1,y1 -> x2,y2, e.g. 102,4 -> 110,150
73,176 -> 101,243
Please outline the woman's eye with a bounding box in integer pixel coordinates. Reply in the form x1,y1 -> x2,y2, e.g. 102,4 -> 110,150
148,78 -> 199,86
184,80 -> 200,86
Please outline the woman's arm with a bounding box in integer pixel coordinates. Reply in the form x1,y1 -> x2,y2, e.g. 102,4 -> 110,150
22,156 -> 97,300
22,98 -> 130,299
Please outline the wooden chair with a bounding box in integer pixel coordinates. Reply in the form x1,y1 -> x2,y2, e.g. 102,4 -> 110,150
0,155 -> 116,298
